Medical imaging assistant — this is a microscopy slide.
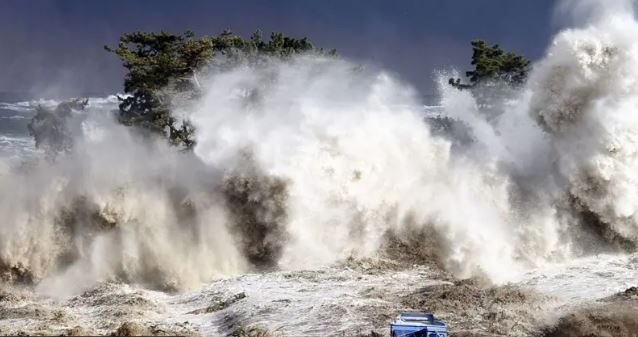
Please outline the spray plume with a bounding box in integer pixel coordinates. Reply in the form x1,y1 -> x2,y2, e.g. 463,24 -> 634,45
1,0 -> 638,295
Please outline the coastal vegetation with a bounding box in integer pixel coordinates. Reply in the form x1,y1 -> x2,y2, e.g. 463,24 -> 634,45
105,30 -> 334,148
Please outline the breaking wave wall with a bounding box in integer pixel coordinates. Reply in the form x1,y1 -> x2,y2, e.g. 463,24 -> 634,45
2,0 -> 638,295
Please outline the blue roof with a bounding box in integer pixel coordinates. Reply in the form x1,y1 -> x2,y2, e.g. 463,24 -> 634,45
391,312 -> 448,334
400,313 -> 435,321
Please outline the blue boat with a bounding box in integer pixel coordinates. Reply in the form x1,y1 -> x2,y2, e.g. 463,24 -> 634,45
390,312 -> 448,337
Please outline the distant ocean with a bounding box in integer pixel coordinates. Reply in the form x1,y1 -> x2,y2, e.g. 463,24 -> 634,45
0,95 -> 38,159
0,93 -> 120,159
0,92 -> 442,161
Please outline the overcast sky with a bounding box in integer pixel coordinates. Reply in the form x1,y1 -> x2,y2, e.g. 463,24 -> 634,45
0,0 -> 562,98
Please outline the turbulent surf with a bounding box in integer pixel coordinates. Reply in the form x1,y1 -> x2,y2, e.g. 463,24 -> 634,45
1,0 -> 638,335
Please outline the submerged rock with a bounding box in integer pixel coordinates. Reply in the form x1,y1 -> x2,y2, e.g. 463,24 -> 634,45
112,322 -> 149,336
188,292 -> 247,314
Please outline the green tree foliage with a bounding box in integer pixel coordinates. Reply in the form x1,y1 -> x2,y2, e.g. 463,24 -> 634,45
449,40 -> 530,89
427,40 -> 530,142
105,31 -> 212,148
28,99 -> 88,159
106,29 -> 334,148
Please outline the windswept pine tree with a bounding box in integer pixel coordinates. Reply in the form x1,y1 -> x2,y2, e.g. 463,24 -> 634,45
449,40 -> 530,89
446,39 -> 531,123
104,31 -> 213,148
428,40 -> 531,143
106,30 -> 335,148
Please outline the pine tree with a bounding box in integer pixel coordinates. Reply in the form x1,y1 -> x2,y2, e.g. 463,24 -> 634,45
106,30 -> 335,148
449,40 -> 530,89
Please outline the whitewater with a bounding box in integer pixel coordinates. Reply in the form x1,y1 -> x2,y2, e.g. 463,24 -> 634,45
2,0 -> 638,335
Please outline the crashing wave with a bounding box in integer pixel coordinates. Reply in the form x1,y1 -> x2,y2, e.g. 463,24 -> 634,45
3,1 -> 638,294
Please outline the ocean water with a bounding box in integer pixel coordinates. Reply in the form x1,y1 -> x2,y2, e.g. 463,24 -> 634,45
0,101 -> 36,159
0,95 -> 120,159
0,85 -> 635,336
3,3 -> 638,332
